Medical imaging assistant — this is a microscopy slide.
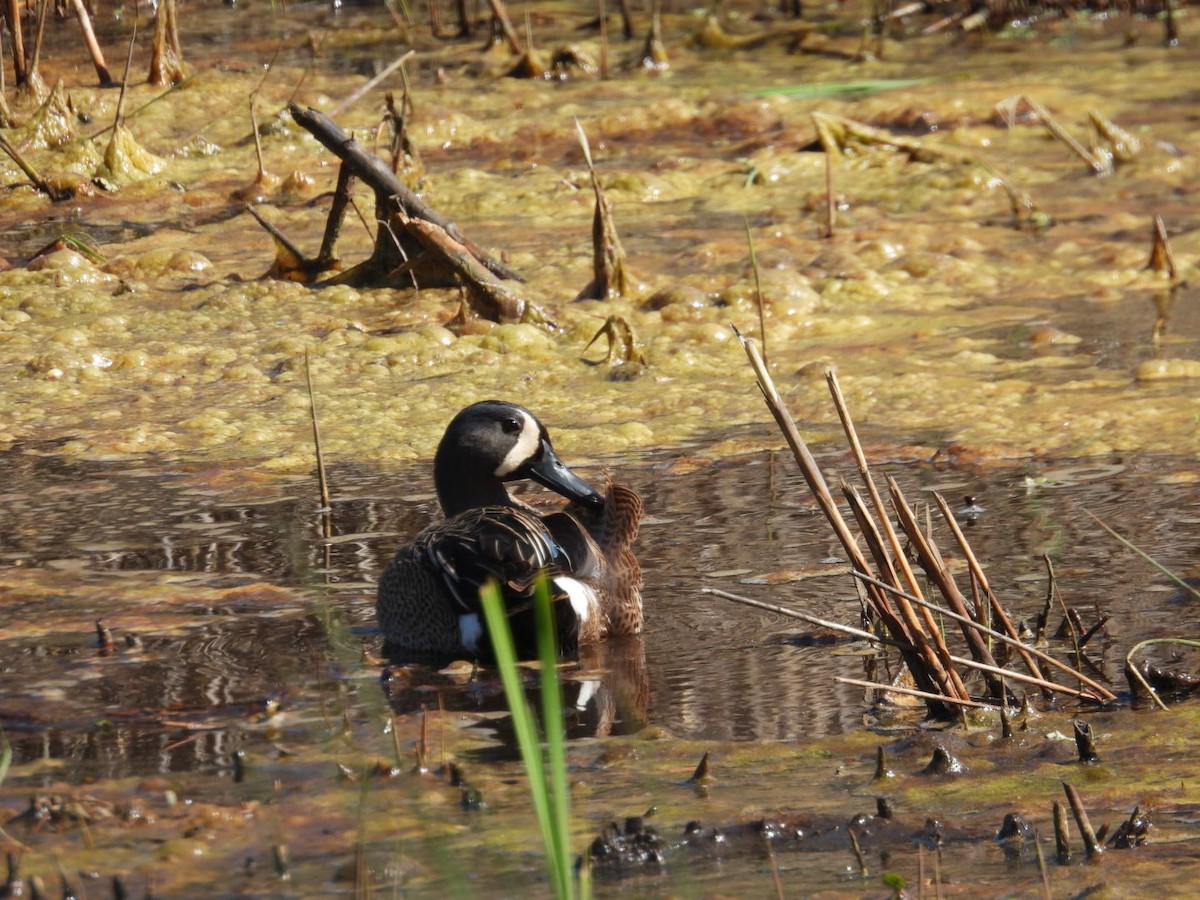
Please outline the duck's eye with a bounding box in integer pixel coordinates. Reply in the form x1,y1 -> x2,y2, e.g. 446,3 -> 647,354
501,417 -> 521,434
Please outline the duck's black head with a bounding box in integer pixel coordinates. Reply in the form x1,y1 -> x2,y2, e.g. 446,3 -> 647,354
433,400 -> 604,517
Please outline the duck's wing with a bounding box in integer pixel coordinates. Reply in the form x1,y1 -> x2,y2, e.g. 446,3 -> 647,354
567,478 -> 643,554
420,506 -> 564,612
564,478 -> 645,636
412,506 -> 595,655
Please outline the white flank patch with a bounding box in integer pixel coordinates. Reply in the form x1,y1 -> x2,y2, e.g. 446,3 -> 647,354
575,678 -> 601,712
493,409 -> 541,477
458,613 -> 484,653
556,577 -> 593,623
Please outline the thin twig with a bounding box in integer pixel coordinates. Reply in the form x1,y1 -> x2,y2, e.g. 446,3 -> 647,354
598,0 -> 610,77
1086,509 -> 1200,601
947,653 -> 1100,703
828,372 -> 964,701
839,482 -> 960,701
763,830 -> 785,900
30,0 -> 48,83
889,487 -> 1005,701
70,0 -> 113,85
392,714 -> 408,769
706,586 -> 1103,702
848,827 -> 867,877
245,204 -> 310,263
733,334 -> 882,603
932,491 -> 1046,684
828,372 -> 914,595
1024,95 -> 1109,174
885,474 -> 977,700
1035,829 -> 1052,897
854,571 -> 1117,702
1146,214 -> 1178,280
834,676 -> 996,709
745,218 -> 768,368
305,349 -> 332,512
0,132 -> 69,200
485,0 -> 523,53
113,23 -> 137,128
822,141 -> 835,238
1124,638 -> 1200,712
702,587 -> 904,648
249,94 -> 267,182
331,50 -> 416,118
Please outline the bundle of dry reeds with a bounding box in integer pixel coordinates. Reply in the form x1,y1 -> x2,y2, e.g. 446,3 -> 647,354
708,331 -> 1117,719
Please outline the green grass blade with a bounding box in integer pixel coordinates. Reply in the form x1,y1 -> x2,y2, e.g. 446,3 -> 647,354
748,78 -> 931,98
1086,511 -> 1200,601
478,581 -> 561,894
0,728 -> 10,786
0,728 -> 18,848
578,847 -> 592,900
534,575 -> 574,899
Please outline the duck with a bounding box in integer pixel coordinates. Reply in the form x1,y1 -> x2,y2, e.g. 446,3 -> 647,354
376,400 -> 643,661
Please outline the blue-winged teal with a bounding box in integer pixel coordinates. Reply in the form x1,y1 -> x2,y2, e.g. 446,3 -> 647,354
377,400 -> 643,660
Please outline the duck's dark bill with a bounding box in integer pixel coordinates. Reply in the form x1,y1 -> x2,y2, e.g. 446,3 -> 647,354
526,439 -> 604,509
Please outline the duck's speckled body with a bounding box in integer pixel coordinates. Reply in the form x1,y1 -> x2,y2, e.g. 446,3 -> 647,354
376,401 -> 643,660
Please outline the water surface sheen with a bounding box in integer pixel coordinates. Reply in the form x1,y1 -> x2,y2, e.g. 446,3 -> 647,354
1,6 -> 1199,890
2,438 -> 1197,782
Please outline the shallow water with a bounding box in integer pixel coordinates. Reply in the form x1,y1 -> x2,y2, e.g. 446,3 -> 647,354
3,440 -> 1200,893
2,1 -> 1198,468
4,437 -> 1198,778
3,1 -> 1200,894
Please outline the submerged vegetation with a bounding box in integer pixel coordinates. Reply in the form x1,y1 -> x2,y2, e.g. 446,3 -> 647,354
0,0 -> 1198,895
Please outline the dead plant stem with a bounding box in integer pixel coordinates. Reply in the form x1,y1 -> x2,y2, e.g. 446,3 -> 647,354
113,24 -> 137,128
745,219 -> 768,368
854,571 -> 1116,701
885,474 -> 976,699
1124,638 -> 1200,712
834,676 -> 995,709
827,372 -> 961,699
736,330 -> 963,706
331,50 -> 415,118
932,491 -> 1045,682
305,349 -> 332,513
1062,783 -> 1103,860
708,586 -> 1101,702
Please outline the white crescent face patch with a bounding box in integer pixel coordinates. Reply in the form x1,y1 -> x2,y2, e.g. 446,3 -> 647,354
493,408 -> 541,478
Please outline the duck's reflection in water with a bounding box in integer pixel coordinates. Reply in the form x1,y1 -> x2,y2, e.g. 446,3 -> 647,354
381,634 -> 649,756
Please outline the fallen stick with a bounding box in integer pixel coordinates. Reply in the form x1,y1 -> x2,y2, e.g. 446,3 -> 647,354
706,585 -> 1108,704
288,103 -> 522,284
854,571 -> 1116,702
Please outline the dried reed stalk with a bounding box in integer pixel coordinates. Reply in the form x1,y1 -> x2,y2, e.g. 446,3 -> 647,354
1062,783 -> 1104,860
735,329 -> 963,711
828,365 -> 971,702
1147,214 -> 1178,280
707,586 -> 1103,703
829,370 -> 951,665
932,492 -> 1049,684
734,329 -> 1111,715
853,572 -> 1116,702
1021,96 -> 1110,174
834,676 -> 995,709
886,474 -> 1003,697
305,349 -> 331,513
